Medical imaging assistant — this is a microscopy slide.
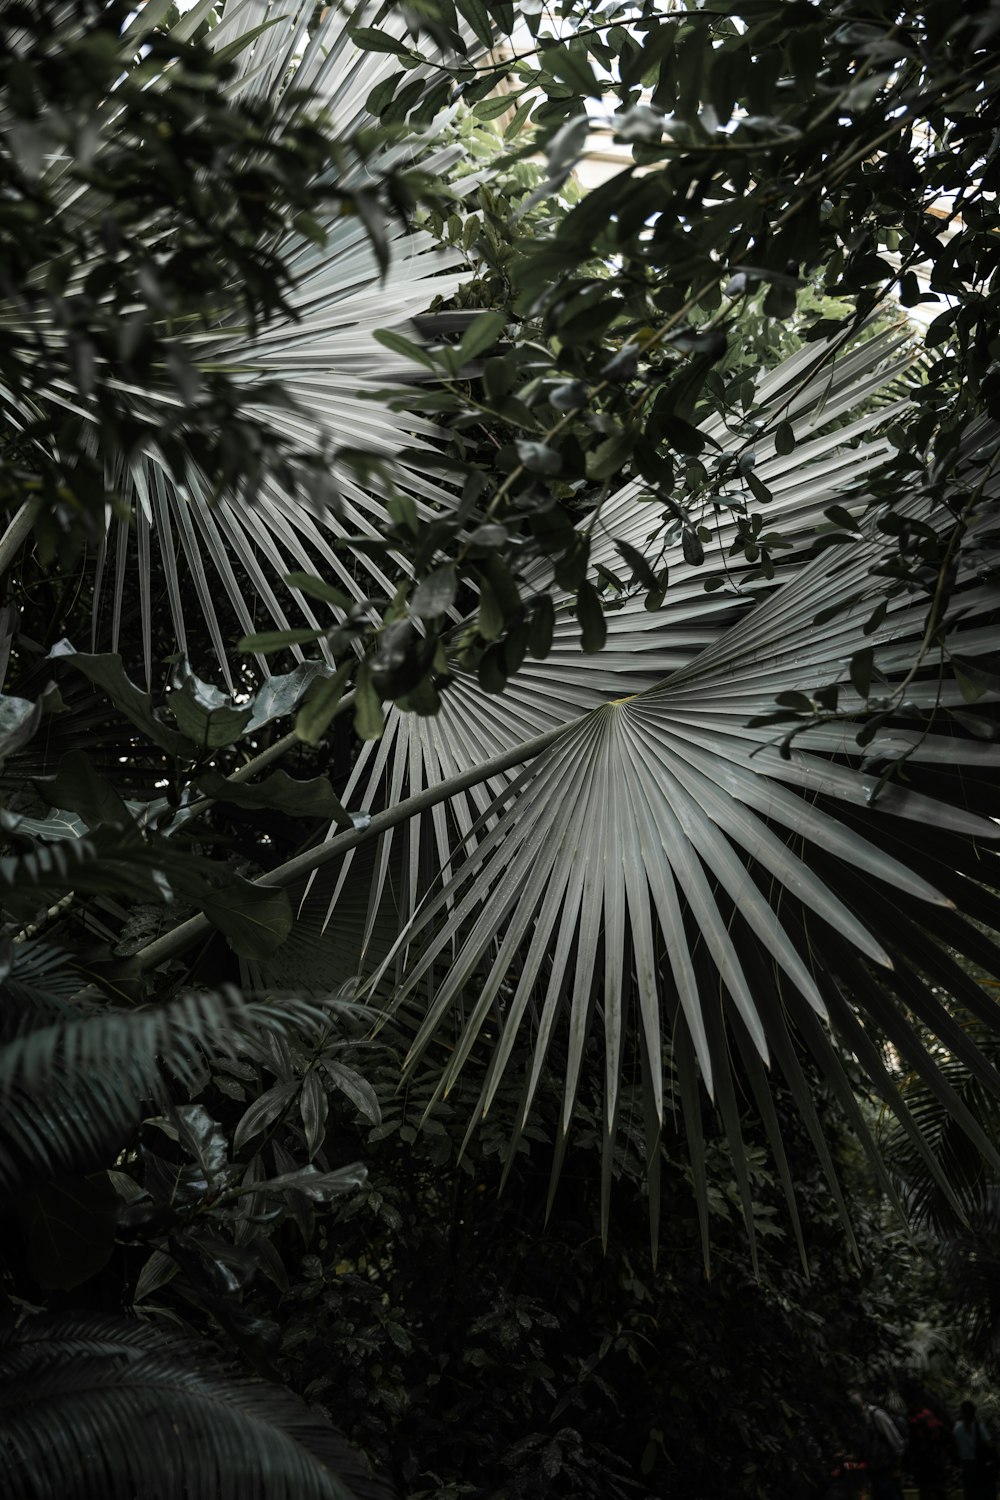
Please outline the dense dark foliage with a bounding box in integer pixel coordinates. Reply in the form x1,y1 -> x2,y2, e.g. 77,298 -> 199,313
1,2 -> 999,1497
254,1054 -> 905,1500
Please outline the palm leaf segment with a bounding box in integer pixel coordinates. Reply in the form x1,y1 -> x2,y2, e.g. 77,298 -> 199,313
307,333 -> 1000,1249
25,0 -> 478,685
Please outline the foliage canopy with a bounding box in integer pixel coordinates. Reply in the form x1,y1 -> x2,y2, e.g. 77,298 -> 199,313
1,0 -> 999,1494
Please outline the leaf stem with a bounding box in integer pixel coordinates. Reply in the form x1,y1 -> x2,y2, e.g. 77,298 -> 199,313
134,713 -> 578,973
0,498 -> 41,582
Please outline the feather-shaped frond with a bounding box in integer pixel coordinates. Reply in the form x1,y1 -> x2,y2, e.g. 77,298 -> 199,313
0,1313 -> 393,1500
881,1020 -> 1000,1233
0,942 -> 87,1032
0,987 -> 353,1194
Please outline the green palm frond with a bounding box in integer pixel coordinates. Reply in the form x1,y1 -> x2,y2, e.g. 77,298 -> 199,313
338,408 -> 999,1251
102,2 -> 478,685
313,327 -> 913,953
0,942 -> 87,1030
7,0 -> 481,686
0,1313 -> 393,1500
0,986 -> 351,1194
881,1018 -> 1000,1232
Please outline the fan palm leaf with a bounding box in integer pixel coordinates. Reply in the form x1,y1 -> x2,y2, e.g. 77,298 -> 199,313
3,0 -> 481,685
313,326 -> 915,949
319,405 -> 999,1251
106,1 -> 481,685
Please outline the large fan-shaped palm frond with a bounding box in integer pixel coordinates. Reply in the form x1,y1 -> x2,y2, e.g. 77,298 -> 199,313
311,326 -> 913,949
5,0 -> 481,685
331,403 -> 999,1252
0,1313 -> 392,1500
99,1 -> 482,685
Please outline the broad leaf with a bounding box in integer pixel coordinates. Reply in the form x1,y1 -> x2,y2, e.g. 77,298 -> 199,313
167,665 -> 253,750
48,645 -> 190,756
196,770 -> 353,829
202,877 -> 293,960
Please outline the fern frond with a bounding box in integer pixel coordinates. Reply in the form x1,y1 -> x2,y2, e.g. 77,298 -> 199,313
0,988 -> 355,1195
0,1313 -> 393,1500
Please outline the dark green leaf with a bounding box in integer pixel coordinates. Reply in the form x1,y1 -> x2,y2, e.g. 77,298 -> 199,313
321,1060 -> 381,1126
369,620 -> 434,701
260,1164 -> 366,1201
412,566 -> 457,618
528,596 -> 555,659
172,1104 -> 228,1180
682,529 -> 705,567
372,327 -> 439,371
48,644 -> 189,755
237,628 -> 328,655
614,539 -> 659,590
576,580 -> 606,653
587,432 -> 633,480
775,691 -> 814,711
195,770 -> 353,829
477,641 -> 508,694
774,421 -> 795,456
202,878 -> 293,960
952,657 -> 997,704
660,415 -> 706,455
457,312 -> 508,366
549,380 -> 588,411
282,572 -> 352,609
293,661 -> 353,747
233,1082 -> 298,1153
245,663 -> 340,734
167,664 -> 253,750
546,42 -> 599,97
33,752 -> 131,828
349,26 -> 414,55
354,661 -> 385,741
849,647 -> 875,700
516,440 -> 562,475
478,579 -> 505,641
745,472 -> 772,506
300,1071 -> 328,1160
455,0 -> 495,48
472,92 -> 520,120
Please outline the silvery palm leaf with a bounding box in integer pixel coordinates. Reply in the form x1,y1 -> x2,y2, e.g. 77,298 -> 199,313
96,0 -> 481,686
290,338 -> 1000,1254
3,0 -> 478,687
312,326 -> 913,942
